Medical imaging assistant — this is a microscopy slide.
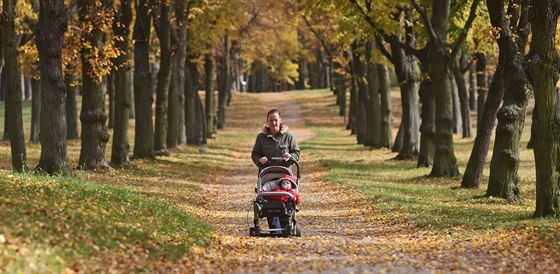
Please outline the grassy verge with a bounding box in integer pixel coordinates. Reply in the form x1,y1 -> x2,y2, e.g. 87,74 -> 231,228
295,89 -> 559,238
0,171 -> 211,272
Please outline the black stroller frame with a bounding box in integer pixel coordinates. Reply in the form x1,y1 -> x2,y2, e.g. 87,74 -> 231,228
249,157 -> 302,237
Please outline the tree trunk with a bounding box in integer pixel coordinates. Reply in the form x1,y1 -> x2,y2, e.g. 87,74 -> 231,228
461,66 -> 505,188
110,0 -> 132,167
454,55 -> 471,138
65,72 -> 79,140
172,0 -> 187,146
485,0 -> 531,201
451,74 -> 462,134
527,0 -> 560,217
107,73 -> 115,128
2,0 -> 27,172
527,105 -> 537,149
35,0 -> 70,175
2,74 -> 10,141
133,0 -> 154,158
167,53 -> 179,148
153,1 -> 171,154
78,0 -> 110,170
391,41 -> 419,159
476,52 -> 488,129
352,42 -> 368,145
428,47 -> 460,177
366,40 -> 381,147
29,78 -> 41,143
204,53 -> 216,138
217,31 -> 229,130
468,61 -> 476,111
418,76 -> 435,167
378,63 -> 392,149
426,0 -> 460,178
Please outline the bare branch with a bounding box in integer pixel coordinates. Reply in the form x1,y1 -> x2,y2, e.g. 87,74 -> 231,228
410,0 -> 438,41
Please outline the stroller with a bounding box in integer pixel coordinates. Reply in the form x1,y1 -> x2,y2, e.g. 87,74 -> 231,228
249,157 -> 302,237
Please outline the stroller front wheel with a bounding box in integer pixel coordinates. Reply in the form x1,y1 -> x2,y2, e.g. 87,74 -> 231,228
295,224 -> 302,237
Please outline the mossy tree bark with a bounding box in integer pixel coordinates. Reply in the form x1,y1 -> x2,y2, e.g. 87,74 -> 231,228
35,0 -> 70,175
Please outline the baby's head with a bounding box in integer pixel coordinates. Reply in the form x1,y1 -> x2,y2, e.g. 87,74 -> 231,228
278,174 -> 295,190
280,179 -> 292,190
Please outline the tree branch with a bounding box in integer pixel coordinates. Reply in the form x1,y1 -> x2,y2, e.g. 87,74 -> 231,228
410,0 -> 438,41
302,15 -> 332,57
376,36 -> 394,64
449,0 -> 481,64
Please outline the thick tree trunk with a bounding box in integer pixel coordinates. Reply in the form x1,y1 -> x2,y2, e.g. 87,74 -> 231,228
485,1 -> 531,201
78,0 -> 110,170
35,0 -> 70,175
426,0 -> 460,178
527,0 -> 560,217
461,66 -> 505,188
418,77 -> 435,167
65,72 -> 79,140
110,0 -> 132,167
428,44 -> 459,177
30,78 -> 41,143
133,0 -> 154,158
2,0 -> 27,172
204,53 -> 216,138
153,2 -> 171,154
391,42 -> 419,159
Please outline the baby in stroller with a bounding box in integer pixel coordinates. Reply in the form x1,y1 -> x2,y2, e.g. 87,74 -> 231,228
250,158 -> 302,237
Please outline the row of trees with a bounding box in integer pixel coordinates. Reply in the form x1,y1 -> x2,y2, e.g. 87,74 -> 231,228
2,0 -> 327,172
2,1 -> 560,217
303,0 -> 560,217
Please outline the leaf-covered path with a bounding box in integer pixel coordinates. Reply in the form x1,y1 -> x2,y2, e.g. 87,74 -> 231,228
169,92 -> 559,273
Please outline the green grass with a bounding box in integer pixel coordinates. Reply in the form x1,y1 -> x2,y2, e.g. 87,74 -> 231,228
0,171 -> 211,272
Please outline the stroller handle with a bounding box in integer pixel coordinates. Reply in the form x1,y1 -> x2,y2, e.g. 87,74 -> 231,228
269,157 -> 300,179
256,191 -> 296,200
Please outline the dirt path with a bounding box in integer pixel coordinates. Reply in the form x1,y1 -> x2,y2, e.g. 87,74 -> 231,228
170,92 -> 558,273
